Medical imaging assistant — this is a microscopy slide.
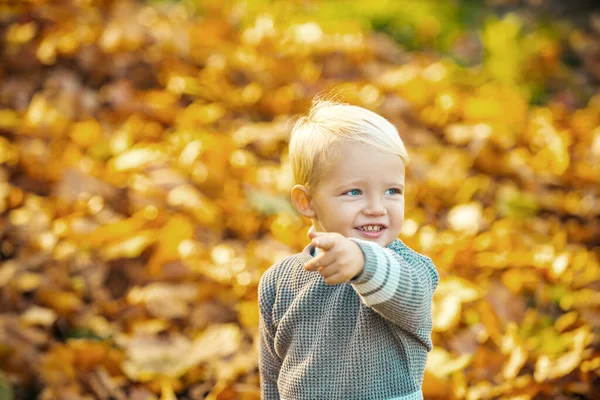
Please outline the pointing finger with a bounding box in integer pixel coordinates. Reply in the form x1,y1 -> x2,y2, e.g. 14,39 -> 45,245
304,252 -> 326,271
304,250 -> 337,272
311,234 -> 336,251
308,230 -> 328,240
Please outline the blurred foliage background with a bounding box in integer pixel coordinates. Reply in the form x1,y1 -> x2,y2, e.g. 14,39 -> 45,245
0,0 -> 599,399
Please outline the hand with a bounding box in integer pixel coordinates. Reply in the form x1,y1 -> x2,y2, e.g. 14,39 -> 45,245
303,231 -> 365,285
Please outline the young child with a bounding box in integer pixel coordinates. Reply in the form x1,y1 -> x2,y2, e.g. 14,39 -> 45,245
258,99 -> 439,400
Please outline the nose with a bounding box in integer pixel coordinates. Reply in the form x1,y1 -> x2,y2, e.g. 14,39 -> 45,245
363,197 -> 387,216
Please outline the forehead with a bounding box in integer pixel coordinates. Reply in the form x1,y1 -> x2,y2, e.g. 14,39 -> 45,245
320,142 -> 405,185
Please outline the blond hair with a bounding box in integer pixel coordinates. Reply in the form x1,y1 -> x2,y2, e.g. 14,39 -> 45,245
289,98 -> 409,189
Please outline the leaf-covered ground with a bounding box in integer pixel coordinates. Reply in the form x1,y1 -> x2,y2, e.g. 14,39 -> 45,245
0,1 -> 599,399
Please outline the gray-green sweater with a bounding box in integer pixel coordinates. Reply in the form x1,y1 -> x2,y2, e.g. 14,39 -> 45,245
258,238 -> 439,400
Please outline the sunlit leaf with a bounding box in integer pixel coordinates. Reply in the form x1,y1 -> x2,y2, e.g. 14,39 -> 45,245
425,348 -> 472,379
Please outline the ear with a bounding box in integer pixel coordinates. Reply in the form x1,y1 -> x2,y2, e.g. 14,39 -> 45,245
290,185 -> 316,218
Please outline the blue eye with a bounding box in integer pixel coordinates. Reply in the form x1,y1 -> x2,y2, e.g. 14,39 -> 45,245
345,189 -> 361,196
385,188 -> 402,195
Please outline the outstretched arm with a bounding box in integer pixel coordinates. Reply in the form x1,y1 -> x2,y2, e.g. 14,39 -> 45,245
348,238 -> 439,346
303,232 -> 439,346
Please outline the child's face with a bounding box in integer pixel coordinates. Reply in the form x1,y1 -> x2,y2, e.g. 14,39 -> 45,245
308,142 -> 405,247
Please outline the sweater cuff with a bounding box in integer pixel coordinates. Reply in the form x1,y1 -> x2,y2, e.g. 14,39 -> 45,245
348,239 -> 387,292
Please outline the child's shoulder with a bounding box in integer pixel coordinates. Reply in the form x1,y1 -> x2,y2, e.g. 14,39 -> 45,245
387,239 -> 439,284
258,247 -> 310,297
388,239 -> 437,269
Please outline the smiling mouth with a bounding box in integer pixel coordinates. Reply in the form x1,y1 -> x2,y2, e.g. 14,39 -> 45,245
356,224 -> 387,232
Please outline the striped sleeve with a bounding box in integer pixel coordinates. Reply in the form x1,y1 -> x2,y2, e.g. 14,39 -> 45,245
349,238 -> 439,348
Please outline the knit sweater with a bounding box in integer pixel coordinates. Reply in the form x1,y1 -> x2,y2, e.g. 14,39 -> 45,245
258,238 -> 439,400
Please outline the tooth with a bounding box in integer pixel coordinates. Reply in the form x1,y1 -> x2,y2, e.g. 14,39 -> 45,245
360,225 -> 383,231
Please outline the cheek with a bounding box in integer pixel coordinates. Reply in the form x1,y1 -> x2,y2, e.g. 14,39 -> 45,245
327,202 -> 360,224
389,201 -> 405,218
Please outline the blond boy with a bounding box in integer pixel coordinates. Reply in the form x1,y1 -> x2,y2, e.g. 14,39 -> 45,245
258,99 -> 439,399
